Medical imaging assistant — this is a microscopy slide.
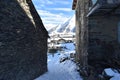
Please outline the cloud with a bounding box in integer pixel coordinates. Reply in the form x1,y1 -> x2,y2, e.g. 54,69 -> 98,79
37,10 -> 69,27
33,0 -> 71,7
35,0 -> 53,5
48,8 -> 72,12
54,1 -> 71,5
32,0 -> 74,29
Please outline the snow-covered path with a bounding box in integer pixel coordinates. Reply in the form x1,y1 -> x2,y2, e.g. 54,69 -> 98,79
34,43 -> 120,80
35,43 -> 82,80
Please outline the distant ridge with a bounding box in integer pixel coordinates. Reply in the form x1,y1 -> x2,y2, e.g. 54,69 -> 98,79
48,14 -> 75,34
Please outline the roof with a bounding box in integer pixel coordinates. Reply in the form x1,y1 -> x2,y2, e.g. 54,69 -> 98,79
28,0 -> 49,37
72,0 -> 77,10
87,0 -> 120,16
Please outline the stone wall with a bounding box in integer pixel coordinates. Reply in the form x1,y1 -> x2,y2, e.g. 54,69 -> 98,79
88,15 -> 119,44
75,0 -> 89,67
0,0 -> 48,80
88,15 -> 120,68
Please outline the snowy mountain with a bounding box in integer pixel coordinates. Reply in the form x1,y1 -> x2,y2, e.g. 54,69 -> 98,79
55,18 -> 71,33
63,15 -> 75,33
49,15 -> 75,35
48,25 -> 58,34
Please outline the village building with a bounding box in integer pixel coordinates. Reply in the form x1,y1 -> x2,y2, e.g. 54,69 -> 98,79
0,0 -> 48,80
72,0 -> 120,72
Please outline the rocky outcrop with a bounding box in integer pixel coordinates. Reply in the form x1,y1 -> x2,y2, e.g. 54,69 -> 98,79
0,0 -> 48,80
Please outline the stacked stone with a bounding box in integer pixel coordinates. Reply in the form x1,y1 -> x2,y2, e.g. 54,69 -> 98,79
0,0 -> 48,80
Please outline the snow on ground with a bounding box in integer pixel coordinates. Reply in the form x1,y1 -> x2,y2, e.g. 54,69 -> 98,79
110,73 -> 120,80
35,43 -> 82,80
65,43 -> 75,51
103,68 -> 120,80
104,68 -> 116,77
34,42 -> 120,80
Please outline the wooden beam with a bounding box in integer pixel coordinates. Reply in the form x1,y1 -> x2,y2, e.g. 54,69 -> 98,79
72,0 -> 77,10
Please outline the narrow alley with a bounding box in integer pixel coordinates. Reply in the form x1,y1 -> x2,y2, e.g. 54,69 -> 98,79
35,43 -> 82,80
1,0 -> 120,80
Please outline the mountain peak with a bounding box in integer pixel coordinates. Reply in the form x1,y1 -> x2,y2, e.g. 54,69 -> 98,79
49,14 -> 75,34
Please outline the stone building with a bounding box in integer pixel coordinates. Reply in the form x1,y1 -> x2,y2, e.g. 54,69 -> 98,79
72,0 -> 89,67
0,0 -> 48,80
72,0 -> 120,71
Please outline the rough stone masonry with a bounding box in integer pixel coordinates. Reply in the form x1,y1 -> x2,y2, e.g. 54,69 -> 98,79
0,0 -> 48,80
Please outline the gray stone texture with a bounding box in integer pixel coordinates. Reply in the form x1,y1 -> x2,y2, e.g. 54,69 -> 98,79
0,0 -> 48,80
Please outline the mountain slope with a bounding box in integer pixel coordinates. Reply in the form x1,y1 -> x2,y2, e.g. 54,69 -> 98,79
49,15 -> 75,34
63,15 -> 75,33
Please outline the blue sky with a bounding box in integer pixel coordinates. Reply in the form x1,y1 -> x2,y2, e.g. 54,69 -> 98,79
32,0 -> 74,29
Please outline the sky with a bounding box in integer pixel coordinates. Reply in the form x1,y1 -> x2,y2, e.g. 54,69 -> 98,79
32,0 -> 75,30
